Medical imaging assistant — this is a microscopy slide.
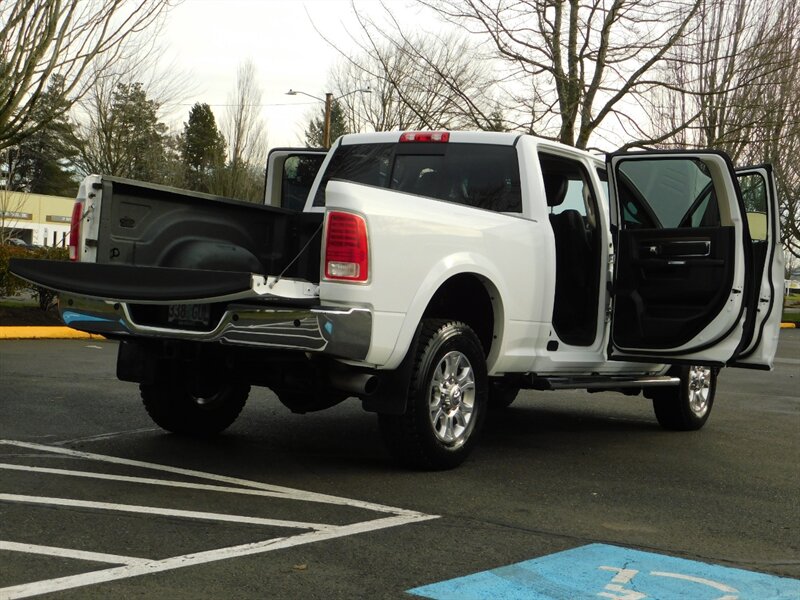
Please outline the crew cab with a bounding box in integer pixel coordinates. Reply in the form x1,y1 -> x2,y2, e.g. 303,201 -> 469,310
11,131 -> 784,469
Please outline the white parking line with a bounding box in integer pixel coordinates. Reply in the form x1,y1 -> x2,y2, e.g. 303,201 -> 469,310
0,439 -> 417,515
0,494 -> 335,532
0,542 -> 149,567
0,439 -> 439,599
0,462 -> 333,501
1,514 -> 435,599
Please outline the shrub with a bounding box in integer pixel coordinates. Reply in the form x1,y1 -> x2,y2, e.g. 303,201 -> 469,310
0,244 -> 69,309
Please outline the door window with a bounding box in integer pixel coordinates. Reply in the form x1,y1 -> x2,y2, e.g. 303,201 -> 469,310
738,172 -> 768,241
617,158 -> 720,230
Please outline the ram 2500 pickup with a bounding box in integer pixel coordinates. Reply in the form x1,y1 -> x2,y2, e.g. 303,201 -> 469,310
11,131 -> 784,469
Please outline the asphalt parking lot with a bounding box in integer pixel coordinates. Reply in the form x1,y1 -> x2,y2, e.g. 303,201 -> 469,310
1,331 -> 798,599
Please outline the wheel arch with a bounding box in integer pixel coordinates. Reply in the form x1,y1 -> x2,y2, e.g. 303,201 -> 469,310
421,273 -> 500,359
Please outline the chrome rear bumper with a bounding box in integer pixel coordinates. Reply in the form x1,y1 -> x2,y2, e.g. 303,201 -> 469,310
59,294 -> 372,360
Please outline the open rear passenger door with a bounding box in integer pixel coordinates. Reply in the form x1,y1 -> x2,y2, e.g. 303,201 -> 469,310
606,151 -> 779,367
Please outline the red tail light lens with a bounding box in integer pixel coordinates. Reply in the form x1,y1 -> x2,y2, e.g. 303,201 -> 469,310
400,131 -> 450,143
324,211 -> 369,282
69,201 -> 83,261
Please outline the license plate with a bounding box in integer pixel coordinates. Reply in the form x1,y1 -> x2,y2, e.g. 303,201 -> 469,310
167,304 -> 210,327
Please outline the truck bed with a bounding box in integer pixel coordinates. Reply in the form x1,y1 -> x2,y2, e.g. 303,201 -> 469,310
90,177 -> 322,282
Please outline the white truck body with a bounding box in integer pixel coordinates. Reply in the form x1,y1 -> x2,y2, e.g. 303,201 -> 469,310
10,130 -> 784,469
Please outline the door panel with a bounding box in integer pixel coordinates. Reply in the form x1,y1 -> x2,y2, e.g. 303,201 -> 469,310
614,226 -> 735,349
730,166 -> 784,369
608,152 -> 749,363
264,149 -> 327,210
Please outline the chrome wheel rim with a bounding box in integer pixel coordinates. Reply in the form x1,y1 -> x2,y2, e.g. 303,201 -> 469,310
687,366 -> 712,416
428,351 -> 476,447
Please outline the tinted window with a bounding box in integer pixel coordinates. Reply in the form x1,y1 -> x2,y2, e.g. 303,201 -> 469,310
738,172 -> 768,241
313,142 -> 522,212
313,143 -> 393,206
617,158 -> 720,230
281,154 -> 326,211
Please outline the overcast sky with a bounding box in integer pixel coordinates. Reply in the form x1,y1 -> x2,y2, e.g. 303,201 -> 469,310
158,0 -> 420,148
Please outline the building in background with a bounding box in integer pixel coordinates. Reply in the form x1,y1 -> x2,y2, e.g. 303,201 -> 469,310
0,191 -> 74,246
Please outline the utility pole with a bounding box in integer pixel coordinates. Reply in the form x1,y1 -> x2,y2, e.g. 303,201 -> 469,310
323,93 -> 333,149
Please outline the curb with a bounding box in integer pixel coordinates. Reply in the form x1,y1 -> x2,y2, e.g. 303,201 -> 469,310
780,322 -> 797,329
0,327 -> 106,340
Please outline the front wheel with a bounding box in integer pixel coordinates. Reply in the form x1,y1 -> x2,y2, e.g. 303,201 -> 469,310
141,379 -> 249,436
651,365 -> 716,431
378,319 -> 488,470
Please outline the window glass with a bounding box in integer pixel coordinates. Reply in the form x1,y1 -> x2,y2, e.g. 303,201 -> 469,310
738,172 -> 768,241
393,144 -> 522,212
313,143 -> 393,206
313,142 -> 522,212
281,154 -> 325,211
616,158 -> 720,229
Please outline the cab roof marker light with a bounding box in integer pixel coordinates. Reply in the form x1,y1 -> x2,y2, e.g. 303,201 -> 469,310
399,131 -> 450,143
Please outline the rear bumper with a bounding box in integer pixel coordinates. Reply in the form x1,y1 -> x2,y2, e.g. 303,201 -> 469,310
59,294 -> 372,361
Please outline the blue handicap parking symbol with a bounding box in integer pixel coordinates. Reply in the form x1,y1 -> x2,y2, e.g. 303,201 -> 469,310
407,543 -> 800,599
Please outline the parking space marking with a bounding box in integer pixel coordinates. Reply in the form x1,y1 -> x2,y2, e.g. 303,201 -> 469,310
0,494 -> 336,531
0,440 -> 438,599
0,462 -> 336,501
407,544 -> 800,600
1,542 -> 150,567
1,439 -> 415,514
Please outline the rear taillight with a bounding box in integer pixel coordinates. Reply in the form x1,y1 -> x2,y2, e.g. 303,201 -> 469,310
400,131 -> 450,143
324,211 -> 369,282
69,201 -> 83,261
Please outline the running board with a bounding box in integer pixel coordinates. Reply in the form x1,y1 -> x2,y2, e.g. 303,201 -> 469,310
527,375 -> 680,391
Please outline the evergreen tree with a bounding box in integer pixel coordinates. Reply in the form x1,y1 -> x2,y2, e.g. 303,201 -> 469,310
77,81 -> 169,183
181,103 -> 226,193
9,76 -> 79,196
111,82 -> 167,181
305,100 -> 349,148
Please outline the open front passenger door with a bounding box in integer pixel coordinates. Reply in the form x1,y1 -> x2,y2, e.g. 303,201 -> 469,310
607,151 -> 780,368
729,165 -> 785,369
264,148 -> 327,211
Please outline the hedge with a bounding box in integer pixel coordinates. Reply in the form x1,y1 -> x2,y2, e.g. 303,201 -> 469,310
0,244 -> 69,309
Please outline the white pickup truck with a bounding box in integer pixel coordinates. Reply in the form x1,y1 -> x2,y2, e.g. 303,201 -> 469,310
11,130 -> 784,469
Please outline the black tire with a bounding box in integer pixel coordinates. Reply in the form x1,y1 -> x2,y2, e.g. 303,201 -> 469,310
488,378 -> 520,409
141,379 -> 249,436
378,319 -> 488,470
651,365 -> 716,431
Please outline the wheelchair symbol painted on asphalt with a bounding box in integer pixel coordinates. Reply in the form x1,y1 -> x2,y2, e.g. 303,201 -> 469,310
598,565 -> 739,600
408,543 -> 800,599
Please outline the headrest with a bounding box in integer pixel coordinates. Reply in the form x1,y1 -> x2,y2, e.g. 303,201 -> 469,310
544,173 -> 568,207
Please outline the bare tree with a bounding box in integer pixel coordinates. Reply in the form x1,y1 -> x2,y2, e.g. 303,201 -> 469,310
216,60 -> 267,202
0,149 -> 28,243
402,0 -> 702,149
313,6 -> 500,133
647,0 -> 800,257
72,54 -> 193,185
0,0 -> 175,151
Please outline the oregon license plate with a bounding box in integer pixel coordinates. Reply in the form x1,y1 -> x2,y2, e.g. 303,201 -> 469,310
167,304 -> 210,327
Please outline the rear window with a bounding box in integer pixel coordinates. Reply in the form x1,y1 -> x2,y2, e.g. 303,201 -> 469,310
313,142 -> 521,212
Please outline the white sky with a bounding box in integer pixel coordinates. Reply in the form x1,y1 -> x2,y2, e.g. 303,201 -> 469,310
158,0 -> 418,149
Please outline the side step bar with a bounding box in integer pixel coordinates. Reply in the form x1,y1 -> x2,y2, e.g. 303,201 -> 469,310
527,375 -> 681,392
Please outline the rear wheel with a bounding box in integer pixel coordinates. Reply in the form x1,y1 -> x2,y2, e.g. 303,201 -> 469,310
651,365 -> 716,431
379,319 -> 488,470
141,378 -> 249,436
